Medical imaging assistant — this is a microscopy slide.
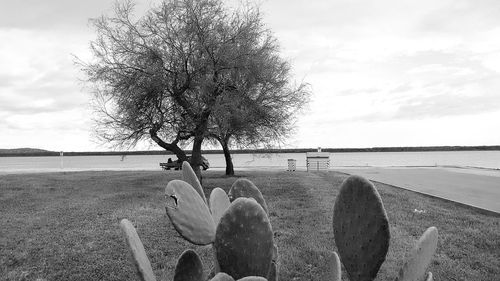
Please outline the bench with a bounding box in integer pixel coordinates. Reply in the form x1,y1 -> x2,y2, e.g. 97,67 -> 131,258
160,162 -> 182,170
306,152 -> 330,171
160,157 -> 210,171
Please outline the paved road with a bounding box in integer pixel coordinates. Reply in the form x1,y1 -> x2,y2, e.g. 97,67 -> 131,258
335,167 -> 500,213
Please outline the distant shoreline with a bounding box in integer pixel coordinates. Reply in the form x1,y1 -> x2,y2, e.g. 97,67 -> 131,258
1,145 -> 499,157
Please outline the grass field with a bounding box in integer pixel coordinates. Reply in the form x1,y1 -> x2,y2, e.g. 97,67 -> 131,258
0,170 -> 498,281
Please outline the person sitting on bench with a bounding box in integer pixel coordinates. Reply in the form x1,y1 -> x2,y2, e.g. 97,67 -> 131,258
166,158 -> 173,170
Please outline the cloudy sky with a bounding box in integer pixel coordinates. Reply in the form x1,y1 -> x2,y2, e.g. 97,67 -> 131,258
1,0 -> 499,151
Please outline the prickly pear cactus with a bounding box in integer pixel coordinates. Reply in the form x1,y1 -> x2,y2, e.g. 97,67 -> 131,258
182,161 -> 207,204
228,178 -> 268,213
119,219 -> 157,281
331,251 -> 341,281
209,187 -> 231,225
165,180 -> 215,245
425,272 -> 433,281
332,175 -> 390,281
396,227 -> 438,281
210,272 -> 235,281
237,277 -> 268,281
174,249 -> 204,281
214,197 -> 274,280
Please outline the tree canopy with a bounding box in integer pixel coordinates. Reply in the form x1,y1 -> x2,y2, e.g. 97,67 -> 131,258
208,57 -> 309,174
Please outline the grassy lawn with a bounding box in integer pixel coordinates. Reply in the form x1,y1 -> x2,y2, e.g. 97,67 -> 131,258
0,170 -> 498,281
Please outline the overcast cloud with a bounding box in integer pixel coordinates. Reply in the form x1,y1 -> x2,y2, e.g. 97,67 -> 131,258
0,0 -> 499,151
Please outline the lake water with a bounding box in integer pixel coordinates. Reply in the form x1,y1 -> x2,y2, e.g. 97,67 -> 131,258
0,151 -> 499,173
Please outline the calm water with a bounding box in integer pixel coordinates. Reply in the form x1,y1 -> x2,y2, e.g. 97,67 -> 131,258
0,151 -> 499,173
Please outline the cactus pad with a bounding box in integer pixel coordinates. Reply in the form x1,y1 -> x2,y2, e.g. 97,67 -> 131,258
119,219 -> 156,281
396,227 -> 439,281
214,198 -> 274,280
209,187 -> 231,225
182,161 -> 207,204
174,249 -> 204,281
332,251 -> 341,281
228,178 -> 268,213
266,244 -> 278,281
267,261 -> 277,281
425,272 -> 433,281
332,175 -> 390,281
210,272 -> 235,281
237,277 -> 268,281
165,180 -> 215,245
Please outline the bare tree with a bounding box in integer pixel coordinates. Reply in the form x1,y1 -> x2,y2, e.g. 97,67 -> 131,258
208,57 -> 310,175
78,0 -> 309,177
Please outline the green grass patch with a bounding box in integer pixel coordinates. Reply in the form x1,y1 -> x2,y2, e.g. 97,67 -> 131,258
0,170 -> 498,280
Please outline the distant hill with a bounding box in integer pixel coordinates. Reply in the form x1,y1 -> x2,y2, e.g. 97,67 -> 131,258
0,148 -> 56,156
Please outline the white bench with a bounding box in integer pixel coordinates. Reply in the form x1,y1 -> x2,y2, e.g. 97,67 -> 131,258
306,152 -> 330,171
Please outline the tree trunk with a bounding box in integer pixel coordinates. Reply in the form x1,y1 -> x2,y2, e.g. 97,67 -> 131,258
190,110 -> 212,183
150,129 -> 188,161
191,134 -> 204,183
220,139 -> 234,176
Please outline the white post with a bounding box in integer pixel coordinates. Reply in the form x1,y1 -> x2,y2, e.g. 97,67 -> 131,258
60,151 -> 64,170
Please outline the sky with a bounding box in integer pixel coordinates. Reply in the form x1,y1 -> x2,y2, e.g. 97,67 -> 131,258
1,0 -> 499,152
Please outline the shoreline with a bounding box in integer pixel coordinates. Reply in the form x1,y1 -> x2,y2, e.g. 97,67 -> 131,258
1,164 -> 499,176
2,145 -> 500,157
